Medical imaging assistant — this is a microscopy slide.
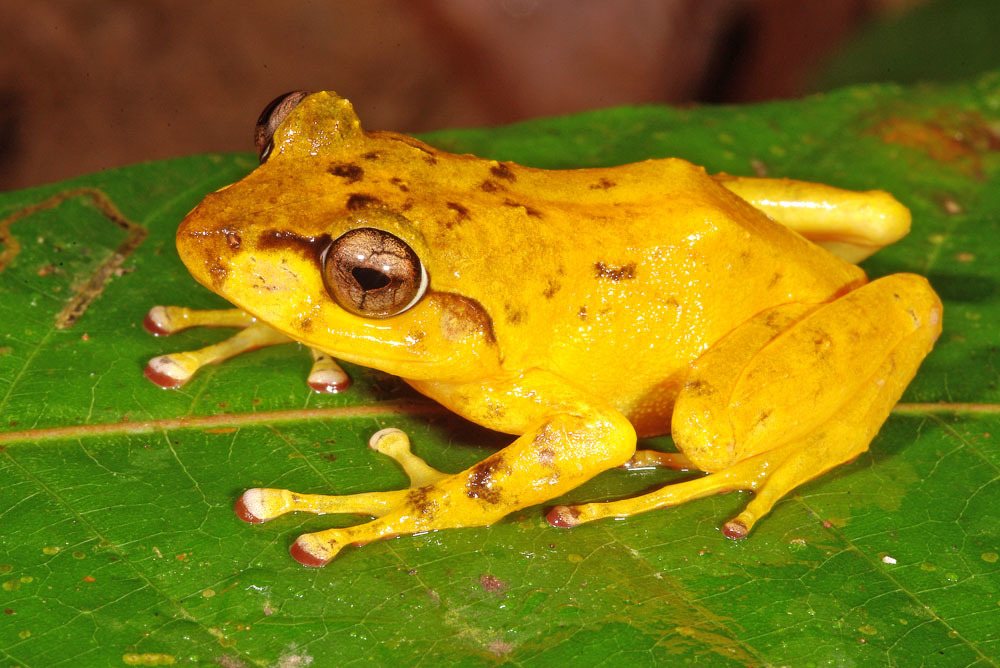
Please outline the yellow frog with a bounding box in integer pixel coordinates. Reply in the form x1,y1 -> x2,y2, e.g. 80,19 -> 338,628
145,91 -> 941,567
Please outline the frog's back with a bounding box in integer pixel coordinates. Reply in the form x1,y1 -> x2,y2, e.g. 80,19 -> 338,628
422,156 -> 867,435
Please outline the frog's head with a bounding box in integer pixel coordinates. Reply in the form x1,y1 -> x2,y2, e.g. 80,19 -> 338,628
176,91 -> 500,383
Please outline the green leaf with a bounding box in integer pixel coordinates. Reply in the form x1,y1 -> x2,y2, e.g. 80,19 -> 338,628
2,73 -> 999,667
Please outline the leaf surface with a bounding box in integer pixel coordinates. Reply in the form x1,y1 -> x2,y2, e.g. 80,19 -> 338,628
1,73 -> 999,667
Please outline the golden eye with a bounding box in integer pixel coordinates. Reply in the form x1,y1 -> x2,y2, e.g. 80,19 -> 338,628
254,91 -> 310,162
322,228 -> 428,318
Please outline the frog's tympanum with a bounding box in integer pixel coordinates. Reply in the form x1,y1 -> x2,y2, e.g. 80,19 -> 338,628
145,91 -> 941,566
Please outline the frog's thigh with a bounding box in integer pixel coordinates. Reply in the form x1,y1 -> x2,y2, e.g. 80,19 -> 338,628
258,403 -> 636,567
718,176 -> 911,263
550,273 -> 941,535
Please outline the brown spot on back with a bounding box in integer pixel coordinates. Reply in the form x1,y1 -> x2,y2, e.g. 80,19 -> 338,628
594,262 -> 636,281
480,180 -> 501,193
503,199 -> 543,218
490,163 -> 517,182
363,151 -> 379,160
589,177 -> 616,190
328,163 -> 364,183
578,306 -> 588,320
346,194 -> 386,211
543,279 -> 560,299
224,230 -> 241,249
389,177 -> 410,192
768,272 -> 783,288
446,202 -> 470,226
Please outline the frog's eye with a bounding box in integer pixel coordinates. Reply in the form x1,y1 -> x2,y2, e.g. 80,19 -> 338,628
322,228 -> 428,318
254,90 -> 310,163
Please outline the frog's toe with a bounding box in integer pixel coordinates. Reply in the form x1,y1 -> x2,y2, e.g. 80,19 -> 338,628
290,534 -> 338,567
143,306 -> 175,336
144,353 -> 196,388
307,349 -> 351,393
235,488 -> 287,523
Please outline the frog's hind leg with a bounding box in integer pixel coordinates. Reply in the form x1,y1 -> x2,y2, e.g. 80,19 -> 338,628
716,176 -> 911,263
548,273 -> 941,537
143,305 -> 350,392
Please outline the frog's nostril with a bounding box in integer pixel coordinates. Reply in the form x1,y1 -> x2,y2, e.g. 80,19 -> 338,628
352,267 -> 391,291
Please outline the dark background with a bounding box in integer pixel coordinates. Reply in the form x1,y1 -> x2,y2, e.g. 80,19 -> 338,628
1,0 -> 994,192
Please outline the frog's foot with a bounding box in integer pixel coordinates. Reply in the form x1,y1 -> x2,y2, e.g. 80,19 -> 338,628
716,176 -> 911,263
551,273 -> 941,537
235,428 -> 447,526
143,305 -> 350,392
238,392 -> 636,566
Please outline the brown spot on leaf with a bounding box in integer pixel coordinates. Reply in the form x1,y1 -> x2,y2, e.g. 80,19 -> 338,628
328,163 -> 364,183
868,111 -> 1000,179
479,573 -> 508,593
594,262 -> 636,281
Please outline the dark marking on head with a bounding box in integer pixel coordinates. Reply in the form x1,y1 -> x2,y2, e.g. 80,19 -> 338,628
257,229 -> 332,264
224,230 -> 242,249
423,155 -> 438,165
594,262 -> 636,281
389,177 -> 410,192
328,163 -> 364,183
589,177 -> 616,190
480,180 -> 501,193
434,292 -> 497,343
298,316 -> 313,332
503,199 -> 543,218
490,163 -> 517,182
543,279 -> 560,299
346,194 -> 386,211
467,458 -> 503,504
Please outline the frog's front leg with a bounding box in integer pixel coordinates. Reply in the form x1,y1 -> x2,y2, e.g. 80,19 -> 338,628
237,375 -> 636,566
549,273 -> 941,537
143,305 -> 350,392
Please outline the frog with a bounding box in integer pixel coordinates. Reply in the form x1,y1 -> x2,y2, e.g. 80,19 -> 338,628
145,90 -> 942,567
